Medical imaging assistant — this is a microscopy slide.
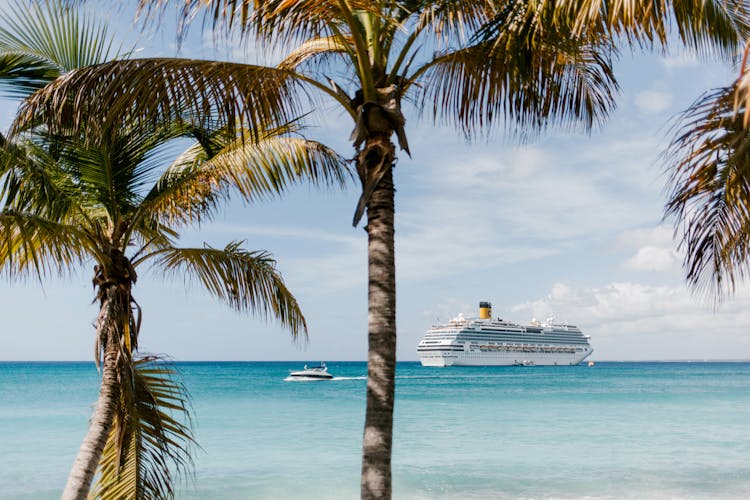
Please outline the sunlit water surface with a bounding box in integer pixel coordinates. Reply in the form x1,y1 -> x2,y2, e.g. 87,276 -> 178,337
1,361 -> 749,499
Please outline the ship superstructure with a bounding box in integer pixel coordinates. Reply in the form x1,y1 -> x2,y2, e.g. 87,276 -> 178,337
417,302 -> 593,367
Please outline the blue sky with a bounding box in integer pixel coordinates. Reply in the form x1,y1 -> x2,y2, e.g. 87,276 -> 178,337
1,1 -> 749,361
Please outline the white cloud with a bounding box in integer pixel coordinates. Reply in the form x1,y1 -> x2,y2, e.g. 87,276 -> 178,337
623,245 -> 679,272
510,281 -> 750,360
615,226 -> 681,273
615,226 -> 675,249
395,130 -> 668,278
635,90 -> 673,115
661,53 -> 700,70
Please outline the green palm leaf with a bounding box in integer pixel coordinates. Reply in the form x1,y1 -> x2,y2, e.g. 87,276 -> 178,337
141,129 -> 349,226
0,0 -> 122,98
91,355 -> 194,500
2,134 -> 94,220
54,122 -> 198,220
175,132 -> 348,201
153,242 -> 307,338
0,210 -> 92,279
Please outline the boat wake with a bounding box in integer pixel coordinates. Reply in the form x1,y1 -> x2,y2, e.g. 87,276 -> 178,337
284,375 -> 367,382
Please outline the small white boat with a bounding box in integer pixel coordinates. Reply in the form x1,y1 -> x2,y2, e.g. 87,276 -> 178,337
286,362 -> 333,381
513,360 -> 535,367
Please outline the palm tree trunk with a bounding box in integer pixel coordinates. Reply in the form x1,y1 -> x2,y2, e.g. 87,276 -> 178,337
62,293 -> 120,500
360,166 -> 397,500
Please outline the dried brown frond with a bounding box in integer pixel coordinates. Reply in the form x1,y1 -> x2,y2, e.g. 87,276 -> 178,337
665,82 -> 750,300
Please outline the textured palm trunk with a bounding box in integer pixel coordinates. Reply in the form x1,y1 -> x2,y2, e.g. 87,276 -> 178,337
360,164 -> 397,500
62,292 -> 120,500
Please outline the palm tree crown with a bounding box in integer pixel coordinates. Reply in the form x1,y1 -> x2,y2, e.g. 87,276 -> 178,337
1,113 -> 347,497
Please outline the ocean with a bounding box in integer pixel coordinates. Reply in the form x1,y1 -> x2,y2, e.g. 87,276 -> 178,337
1,361 -> 749,499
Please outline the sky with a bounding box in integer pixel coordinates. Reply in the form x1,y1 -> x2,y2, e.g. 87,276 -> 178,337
1,1 -> 748,362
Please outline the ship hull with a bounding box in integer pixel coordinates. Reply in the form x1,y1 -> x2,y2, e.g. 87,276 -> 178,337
419,349 -> 592,367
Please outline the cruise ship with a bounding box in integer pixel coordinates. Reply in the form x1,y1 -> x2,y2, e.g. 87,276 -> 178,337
417,302 -> 593,367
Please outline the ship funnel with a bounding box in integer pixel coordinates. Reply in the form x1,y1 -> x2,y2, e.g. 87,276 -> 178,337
479,301 -> 492,319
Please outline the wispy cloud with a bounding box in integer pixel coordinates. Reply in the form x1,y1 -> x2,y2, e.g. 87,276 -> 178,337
615,226 -> 675,249
635,90 -> 674,115
660,52 -> 700,70
206,223 -> 360,245
616,226 -> 681,273
190,222 -> 367,292
395,127 -> 668,278
510,281 -> 750,360
623,246 -> 679,272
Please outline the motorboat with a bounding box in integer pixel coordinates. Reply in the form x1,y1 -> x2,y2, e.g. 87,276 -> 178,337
286,362 -> 333,381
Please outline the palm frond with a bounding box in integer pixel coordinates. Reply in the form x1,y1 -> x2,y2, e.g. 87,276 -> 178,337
669,0 -> 750,59
735,46 -> 750,127
664,83 -> 750,300
13,59 -> 306,143
414,0 -> 495,43
0,0 -> 122,98
1,136 -> 79,221
141,131 -> 349,226
0,210 -> 92,279
476,0 -> 748,62
54,121 -> 203,221
603,0 -> 749,58
0,54 -> 58,99
91,355 -> 194,500
143,0 -> 380,43
415,31 -> 618,138
154,242 -> 307,338
278,35 -> 353,70
192,133 -> 349,201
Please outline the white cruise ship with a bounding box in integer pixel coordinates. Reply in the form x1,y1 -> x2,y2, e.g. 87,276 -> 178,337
417,302 -> 593,367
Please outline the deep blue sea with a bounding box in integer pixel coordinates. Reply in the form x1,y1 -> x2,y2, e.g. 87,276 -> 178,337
1,361 -> 749,499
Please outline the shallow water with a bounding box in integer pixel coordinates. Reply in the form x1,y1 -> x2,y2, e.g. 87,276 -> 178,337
1,361 -> 749,499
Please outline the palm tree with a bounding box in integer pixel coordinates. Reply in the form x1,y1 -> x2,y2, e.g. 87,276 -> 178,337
1,3 -> 348,498
15,1 -> 749,498
664,45 -> 750,300
2,116 -> 346,499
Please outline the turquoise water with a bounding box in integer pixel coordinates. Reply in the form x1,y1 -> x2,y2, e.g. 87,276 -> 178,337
1,362 -> 749,499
